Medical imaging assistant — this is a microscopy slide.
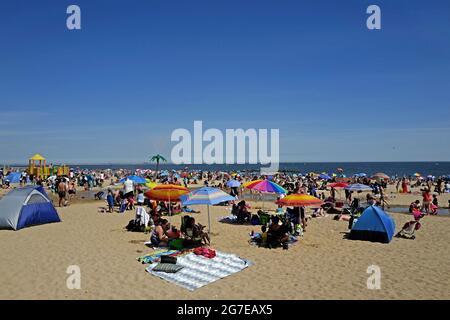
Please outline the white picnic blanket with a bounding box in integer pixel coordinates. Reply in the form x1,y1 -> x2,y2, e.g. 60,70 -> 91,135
145,251 -> 252,291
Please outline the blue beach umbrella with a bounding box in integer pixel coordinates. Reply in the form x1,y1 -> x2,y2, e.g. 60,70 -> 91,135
119,175 -> 147,184
319,173 -> 332,180
226,179 -> 241,188
181,187 -> 236,239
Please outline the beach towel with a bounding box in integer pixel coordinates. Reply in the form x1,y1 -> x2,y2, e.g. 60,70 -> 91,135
145,251 -> 252,291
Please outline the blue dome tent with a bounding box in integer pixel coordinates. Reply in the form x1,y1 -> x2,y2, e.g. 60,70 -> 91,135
349,206 -> 395,243
0,186 -> 60,230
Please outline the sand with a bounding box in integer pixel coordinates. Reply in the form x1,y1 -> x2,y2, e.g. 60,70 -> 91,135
0,185 -> 449,300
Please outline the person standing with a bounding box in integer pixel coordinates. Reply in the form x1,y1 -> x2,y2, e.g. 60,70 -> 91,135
422,187 -> 432,214
57,178 -> 68,207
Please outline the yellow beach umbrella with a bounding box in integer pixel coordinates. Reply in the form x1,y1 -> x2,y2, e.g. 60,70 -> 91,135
145,179 -> 158,189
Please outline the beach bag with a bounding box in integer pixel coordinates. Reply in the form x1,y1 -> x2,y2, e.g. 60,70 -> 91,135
152,263 -> 183,273
250,214 -> 260,225
169,238 -> 185,250
160,255 -> 177,264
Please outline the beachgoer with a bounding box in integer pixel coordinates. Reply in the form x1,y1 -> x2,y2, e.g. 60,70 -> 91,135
422,188 -> 432,214
57,179 -> 68,207
107,189 -> 114,213
150,219 -> 170,247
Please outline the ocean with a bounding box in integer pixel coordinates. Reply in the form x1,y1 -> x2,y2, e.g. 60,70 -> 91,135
65,162 -> 450,177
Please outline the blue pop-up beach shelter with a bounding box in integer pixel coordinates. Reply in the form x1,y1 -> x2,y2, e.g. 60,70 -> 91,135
349,205 -> 395,243
0,186 -> 60,230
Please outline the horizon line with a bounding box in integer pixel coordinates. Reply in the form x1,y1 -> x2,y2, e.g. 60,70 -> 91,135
2,160 -> 450,167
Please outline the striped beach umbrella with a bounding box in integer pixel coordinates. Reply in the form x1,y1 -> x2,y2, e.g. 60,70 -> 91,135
244,179 -> 287,194
345,183 -> 373,191
276,194 -> 323,207
181,187 -> 236,239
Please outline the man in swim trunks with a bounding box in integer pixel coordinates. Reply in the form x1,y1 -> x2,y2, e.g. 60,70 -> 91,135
58,179 -> 68,207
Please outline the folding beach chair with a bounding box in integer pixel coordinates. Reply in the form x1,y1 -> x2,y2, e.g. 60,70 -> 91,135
395,221 -> 420,240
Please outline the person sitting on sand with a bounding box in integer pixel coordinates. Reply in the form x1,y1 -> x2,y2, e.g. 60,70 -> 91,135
237,200 -> 251,223
409,200 -> 421,213
150,219 -> 170,247
186,217 -> 210,245
267,216 -> 289,249
182,206 -> 200,213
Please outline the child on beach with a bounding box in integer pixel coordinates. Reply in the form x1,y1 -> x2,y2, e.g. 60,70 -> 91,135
107,189 -> 114,213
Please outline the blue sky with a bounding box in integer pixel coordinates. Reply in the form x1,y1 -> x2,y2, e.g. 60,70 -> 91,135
1,0 -> 449,164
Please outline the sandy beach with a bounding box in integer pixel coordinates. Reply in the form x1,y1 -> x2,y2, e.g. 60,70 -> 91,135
0,185 -> 449,300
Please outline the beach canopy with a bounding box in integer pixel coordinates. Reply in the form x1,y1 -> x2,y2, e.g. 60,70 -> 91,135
276,194 -> 323,207
119,175 -> 147,184
244,179 -> 287,194
349,206 -> 395,243
29,153 -> 46,161
5,172 -> 21,183
0,186 -> 60,230
345,184 -> 373,191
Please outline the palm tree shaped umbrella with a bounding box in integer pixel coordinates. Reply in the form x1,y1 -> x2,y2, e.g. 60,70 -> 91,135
150,154 -> 167,179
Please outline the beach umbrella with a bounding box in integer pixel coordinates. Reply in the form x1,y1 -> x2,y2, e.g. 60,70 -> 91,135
413,173 -> 421,177
328,182 -> 349,188
244,179 -> 287,210
159,171 -> 169,177
119,175 -> 147,184
144,184 -> 189,216
144,179 -> 158,189
372,173 -> 390,180
345,183 -> 372,191
353,173 -> 367,177
180,187 -> 235,240
319,173 -> 332,180
276,194 -> 323,207
244,179 -> 287,194
226,179 -> 241,188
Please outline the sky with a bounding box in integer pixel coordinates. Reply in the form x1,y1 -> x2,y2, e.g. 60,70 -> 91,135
0,0 -> 449,164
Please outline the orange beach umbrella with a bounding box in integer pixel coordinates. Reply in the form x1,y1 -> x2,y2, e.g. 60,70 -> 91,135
276,194 -> 323,207
144,184 -> 189,202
